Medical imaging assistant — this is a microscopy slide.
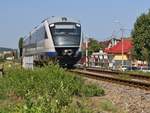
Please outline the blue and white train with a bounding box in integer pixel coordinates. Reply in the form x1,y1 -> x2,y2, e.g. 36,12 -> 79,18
22,17 -> 83,68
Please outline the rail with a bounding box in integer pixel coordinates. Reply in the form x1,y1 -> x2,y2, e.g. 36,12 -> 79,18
71,69 -> 150,90
81,67 -> 150,80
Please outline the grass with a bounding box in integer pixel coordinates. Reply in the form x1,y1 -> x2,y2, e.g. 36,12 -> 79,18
100,99 -> 118,113
0,65 -> 105,113
117,74 -> 131,80
81,84 -> 105,97
125,70 -> 150,76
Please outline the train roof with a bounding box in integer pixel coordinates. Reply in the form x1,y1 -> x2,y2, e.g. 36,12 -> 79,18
43,16 -> 80,24
23,17 -> 80,40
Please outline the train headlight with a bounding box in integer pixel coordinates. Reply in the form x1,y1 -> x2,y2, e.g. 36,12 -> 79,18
63,49 -> 73,56
67,49 -> 73,56
50,24 -> 55,27
76,24 -> 81,27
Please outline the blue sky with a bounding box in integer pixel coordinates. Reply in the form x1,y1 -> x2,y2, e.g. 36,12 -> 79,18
0,0 -> 149,48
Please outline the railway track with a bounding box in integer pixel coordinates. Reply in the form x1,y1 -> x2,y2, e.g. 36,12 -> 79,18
78,67 -> 150,81
71,68 -> 150,90
86,68 -> 150,81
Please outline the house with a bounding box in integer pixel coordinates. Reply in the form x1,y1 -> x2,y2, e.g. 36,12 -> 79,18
86,38 -> 121,68
0,48 -> 17,60
99,38 -> 120,49
105,38 -> 133,69
79,38 -> 121,67
89,50 -> 109,68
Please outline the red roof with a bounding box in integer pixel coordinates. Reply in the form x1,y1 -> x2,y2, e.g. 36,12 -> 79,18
105,39 -> 133,54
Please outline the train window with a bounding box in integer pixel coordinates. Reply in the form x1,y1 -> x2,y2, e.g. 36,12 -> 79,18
38,29 -> 42,41
44,27 -> 48,39
45,31 -> 48,39
52,27 -> 80,36
34,26 -> 46,41
50,24 -> 81,46
55,25 -> 75,29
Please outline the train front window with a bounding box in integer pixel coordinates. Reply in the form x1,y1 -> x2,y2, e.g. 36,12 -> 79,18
53,29 -> 80,35
50,24 -> 81,46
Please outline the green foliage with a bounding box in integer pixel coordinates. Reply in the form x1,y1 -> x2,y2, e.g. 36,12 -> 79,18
132,10 -> 150,63
18,37 -> 23,57
81,84 -> 104,97
18,37 -> 23,49
88,38 -> 102,55
0,65 -> 104,113
126,70 -> 150,76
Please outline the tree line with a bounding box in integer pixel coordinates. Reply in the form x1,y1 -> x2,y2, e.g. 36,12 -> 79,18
132,10 -> 150,64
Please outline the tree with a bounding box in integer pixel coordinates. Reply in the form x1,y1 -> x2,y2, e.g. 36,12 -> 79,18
18,37 -> 23,57
88,38 -> 102,55
131,10 -> 150,64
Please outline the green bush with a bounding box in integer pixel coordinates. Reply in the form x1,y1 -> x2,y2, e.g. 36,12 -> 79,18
0,65 -> 104,113
81,84 -> 105,97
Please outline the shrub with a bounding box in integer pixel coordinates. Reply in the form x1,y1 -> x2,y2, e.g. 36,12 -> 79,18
0,65 -> 104,112
81,84 -> 105,97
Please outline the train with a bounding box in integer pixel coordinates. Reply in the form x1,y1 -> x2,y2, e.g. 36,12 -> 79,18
22,17 -> 83,68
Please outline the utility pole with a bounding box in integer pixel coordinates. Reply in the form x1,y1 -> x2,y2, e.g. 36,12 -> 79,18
114,20 -> 125,68
120,28 -> 124,67
85,38 -> 88,67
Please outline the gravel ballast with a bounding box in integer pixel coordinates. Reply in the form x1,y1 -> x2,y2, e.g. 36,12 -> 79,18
84,77 -> 150,113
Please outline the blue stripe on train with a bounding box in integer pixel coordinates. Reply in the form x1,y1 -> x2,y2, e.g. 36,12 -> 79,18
47,52 -> 57,57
